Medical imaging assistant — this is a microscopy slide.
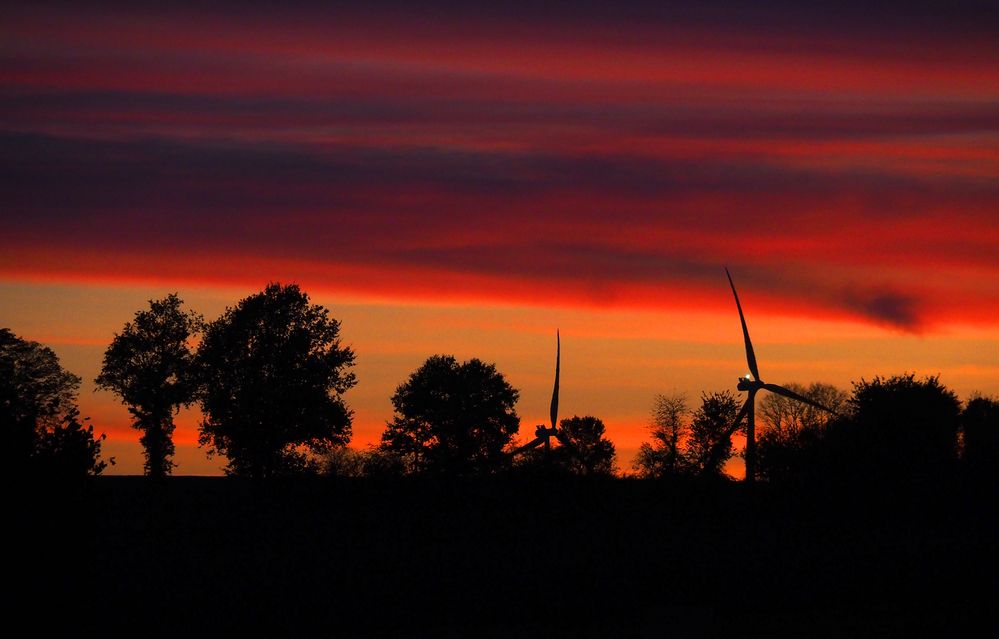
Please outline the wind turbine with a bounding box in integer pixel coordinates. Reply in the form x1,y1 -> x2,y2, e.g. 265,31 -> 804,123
511,331 -> 579,459
706,268 -> 839,481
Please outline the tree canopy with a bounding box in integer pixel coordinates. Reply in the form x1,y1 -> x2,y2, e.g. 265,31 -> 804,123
757,374 -> 962,485
845,374 -> 960,481
962,394 -> 999,470
1,328 -> 108,476
96,293 -> 202,476
196,283 -> 356,478
689,390 -> 742,477
518,415 -> 617,476
556,415 -> 616,476
381,355 -> 520,475
634,391 -> 740,479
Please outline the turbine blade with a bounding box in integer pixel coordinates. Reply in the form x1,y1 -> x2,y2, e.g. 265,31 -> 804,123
726,396 -> 753,440
511,436 -> 547,456
550,330 -> 560,430
762,383 -> 840,416
726,267 -> 760,381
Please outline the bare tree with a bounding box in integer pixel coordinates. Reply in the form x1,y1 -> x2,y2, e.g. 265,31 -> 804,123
633,392 -> 690,478
759,382 -> 849,442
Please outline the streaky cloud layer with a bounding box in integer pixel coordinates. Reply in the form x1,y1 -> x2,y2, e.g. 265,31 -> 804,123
2,1 -> 997,332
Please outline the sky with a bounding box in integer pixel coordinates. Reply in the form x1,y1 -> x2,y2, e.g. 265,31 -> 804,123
2,2 -> 997,475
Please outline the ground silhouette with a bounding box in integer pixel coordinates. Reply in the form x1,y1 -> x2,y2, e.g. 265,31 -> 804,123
41,474 -> 995,637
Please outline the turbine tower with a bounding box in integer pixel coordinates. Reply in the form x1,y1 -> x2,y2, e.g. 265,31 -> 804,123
709,268 -> 839,481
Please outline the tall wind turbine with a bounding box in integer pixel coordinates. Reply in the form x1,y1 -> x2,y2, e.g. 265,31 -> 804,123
708,268 -> 839,481
512,331 -> 579,458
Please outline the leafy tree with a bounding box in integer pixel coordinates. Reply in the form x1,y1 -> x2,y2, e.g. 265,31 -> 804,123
689,390 -> 741,477
196,283 -> 356,478
960,394 -> 999,470
1,328 -> 108,476
519,415 -> 616,476
381,355 -> 520,475
845,374 -> 960,481
95,294 -> 202,476
557,415 -> 616,476
633,392 -> 691,478
33,406 -> 109,477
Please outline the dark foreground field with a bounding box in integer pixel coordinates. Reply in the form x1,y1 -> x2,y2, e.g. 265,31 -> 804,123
15,475 -> 999,637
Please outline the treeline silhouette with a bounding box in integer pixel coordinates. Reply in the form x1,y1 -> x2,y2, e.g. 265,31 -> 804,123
1,328 -> 108,477
4,281 -> 999,485
7,282 -> 999,635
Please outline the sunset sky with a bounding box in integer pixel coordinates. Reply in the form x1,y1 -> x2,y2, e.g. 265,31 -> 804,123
2,2 -> 997,475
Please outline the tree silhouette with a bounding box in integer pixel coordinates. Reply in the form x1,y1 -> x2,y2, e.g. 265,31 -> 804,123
844,374 -> 960,482
196,283 -> 356,478
1,328 -> 108,476
634,392 -> 690,478
95,294 -> 202,476
556,415 -> 616,476
756,382 -> 848,483
32,405 -> 109,477
519,415 -> 616,476
690,390 -> 741,477
960,394 -> 999,471
759,382 -> 848,441
323,446 -> 407,478
381,355 -> 520,475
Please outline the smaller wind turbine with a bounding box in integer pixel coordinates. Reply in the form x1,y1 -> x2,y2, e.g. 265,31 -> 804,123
511,331 -> 580,459
704,268 -> 840,481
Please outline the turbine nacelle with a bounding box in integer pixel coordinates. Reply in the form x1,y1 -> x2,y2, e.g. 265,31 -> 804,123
736,375 -> 760,391
535,424 -> 556,438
